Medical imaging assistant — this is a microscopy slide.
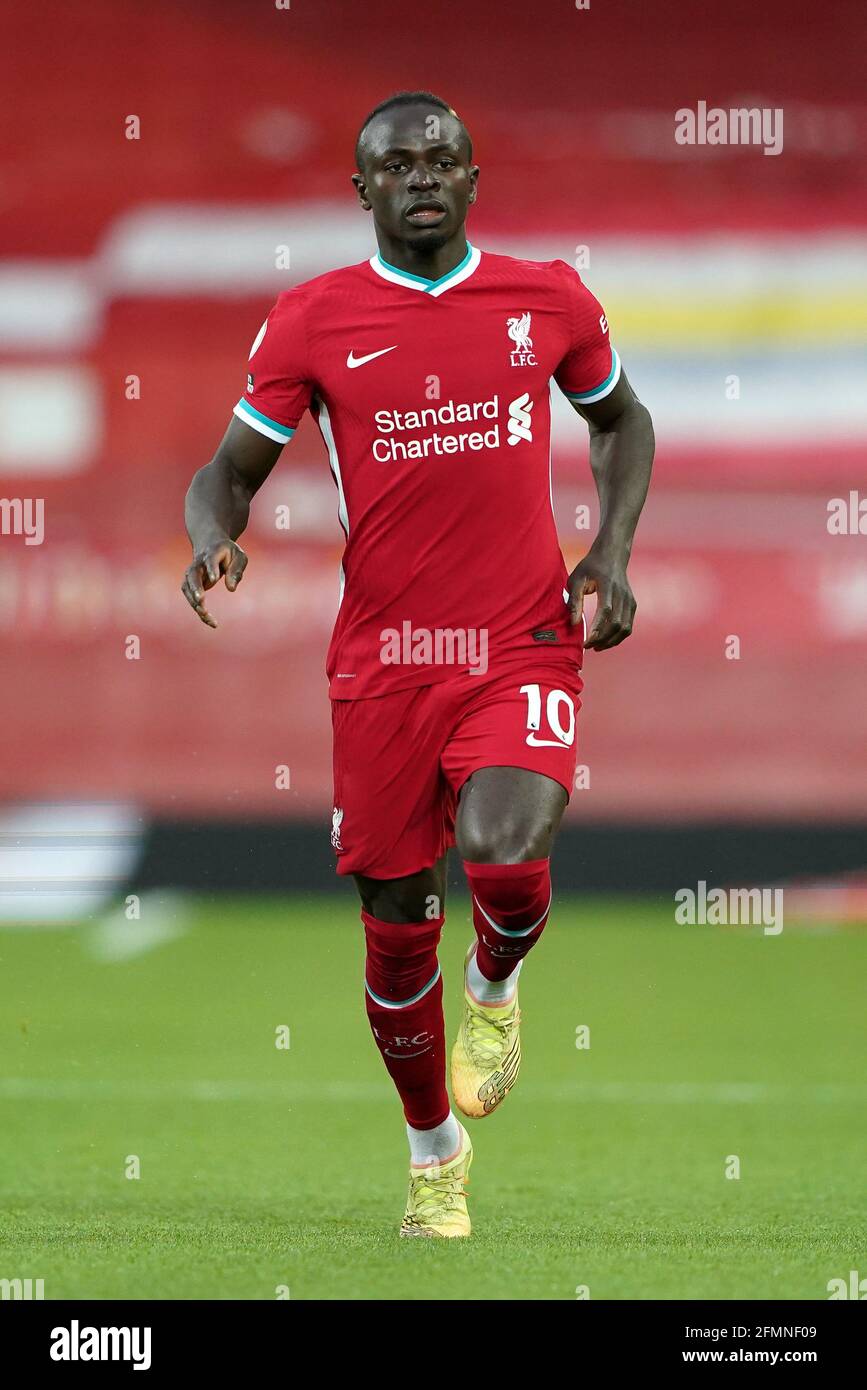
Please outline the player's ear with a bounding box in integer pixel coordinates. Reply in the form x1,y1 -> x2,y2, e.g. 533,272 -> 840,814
351,173 -> 372,211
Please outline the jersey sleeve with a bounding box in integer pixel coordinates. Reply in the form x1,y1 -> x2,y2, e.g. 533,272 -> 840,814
232,289 -> 314,444
552,262 -> 621,405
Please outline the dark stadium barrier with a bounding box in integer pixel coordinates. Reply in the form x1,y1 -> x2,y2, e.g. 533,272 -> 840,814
138,820 -> 867,896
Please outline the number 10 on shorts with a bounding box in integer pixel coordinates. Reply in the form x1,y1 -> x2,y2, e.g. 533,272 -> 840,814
520,684 -> 576,748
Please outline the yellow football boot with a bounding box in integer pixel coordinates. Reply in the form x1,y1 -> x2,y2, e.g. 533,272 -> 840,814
451,944 -> 522,1118
399,1123 -> 473,1238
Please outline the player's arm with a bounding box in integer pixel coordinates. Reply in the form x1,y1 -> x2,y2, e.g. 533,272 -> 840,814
183,289 -> 312,627
182,418 -> 283,628
567,370 -> 654,650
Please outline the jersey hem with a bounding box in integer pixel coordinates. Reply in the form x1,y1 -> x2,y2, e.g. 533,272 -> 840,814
327,638 -> 583,701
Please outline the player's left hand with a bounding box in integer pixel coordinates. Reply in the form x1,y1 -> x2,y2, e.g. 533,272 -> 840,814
568,546 -> 636,650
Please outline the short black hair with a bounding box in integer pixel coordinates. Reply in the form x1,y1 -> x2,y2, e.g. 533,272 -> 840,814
355,90 -> 471,172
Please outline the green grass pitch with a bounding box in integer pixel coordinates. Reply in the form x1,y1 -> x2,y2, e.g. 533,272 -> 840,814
1,892 -> 865,1300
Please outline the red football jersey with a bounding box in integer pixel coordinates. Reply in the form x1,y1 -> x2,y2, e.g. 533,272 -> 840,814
233,245 -> 619,698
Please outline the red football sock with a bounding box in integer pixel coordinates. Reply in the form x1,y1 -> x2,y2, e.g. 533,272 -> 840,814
463,858 -> 552,982
362,911 -> 449,1130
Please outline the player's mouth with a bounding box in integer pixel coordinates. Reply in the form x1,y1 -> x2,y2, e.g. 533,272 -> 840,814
404,200 -> 447,226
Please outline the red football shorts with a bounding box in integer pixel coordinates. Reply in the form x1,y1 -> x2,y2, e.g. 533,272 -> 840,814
330,648 -> 584,879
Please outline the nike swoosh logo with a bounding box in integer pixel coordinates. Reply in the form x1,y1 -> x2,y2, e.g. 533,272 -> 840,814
346,346 -> 398,368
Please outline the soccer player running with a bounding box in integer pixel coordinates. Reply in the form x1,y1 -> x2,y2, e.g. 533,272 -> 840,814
183,92 -> 654,1237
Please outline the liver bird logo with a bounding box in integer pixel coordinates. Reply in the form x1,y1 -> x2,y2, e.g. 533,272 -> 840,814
506,312 -> 533,354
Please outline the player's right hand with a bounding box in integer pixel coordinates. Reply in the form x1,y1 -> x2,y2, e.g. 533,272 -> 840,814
181,539 -> 248,628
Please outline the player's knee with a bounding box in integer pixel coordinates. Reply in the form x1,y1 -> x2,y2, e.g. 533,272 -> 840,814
458,821 -> 542,865
354,871 -> 442,924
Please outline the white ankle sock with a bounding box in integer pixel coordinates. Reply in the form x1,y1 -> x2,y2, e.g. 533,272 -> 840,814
466,944 -> 522,1005
407,1112 -> 462,1167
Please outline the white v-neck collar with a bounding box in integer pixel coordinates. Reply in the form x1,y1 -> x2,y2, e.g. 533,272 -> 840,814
369,243 -> 481,297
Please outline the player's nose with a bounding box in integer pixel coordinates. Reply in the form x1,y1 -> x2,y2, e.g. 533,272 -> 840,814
407,164 -> 441,190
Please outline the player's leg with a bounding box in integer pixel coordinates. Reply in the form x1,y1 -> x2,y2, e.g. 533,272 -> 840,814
354,861 -> 445,925
354,859 -> 452,1149
354,860 -> 471,1237
458,763 -> 567,861
458,764 -> 564,994
442,659 -> 582,1117
449,767 -> 565,1115
332,689 -> 471,1235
